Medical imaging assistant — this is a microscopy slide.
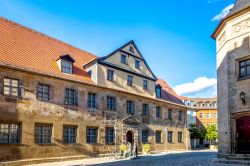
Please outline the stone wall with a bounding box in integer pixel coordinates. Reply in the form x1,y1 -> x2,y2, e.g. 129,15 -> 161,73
0,66 -> 188,162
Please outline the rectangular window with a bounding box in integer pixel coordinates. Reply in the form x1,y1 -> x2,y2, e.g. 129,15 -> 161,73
120,54 -> 127,64
206,113 -> 211,119
156,86 -> 161,98
127,75 -> 133,86
143,80 -> 148,90
35,124 -> 52,144
107,96 -> 116,111
155,131 -> 161,143
63,126 -> 77,144
142,130 -> 148,143
107,69 -> 114,81
178,111 -> 183,121
178,132 -> 182,143
127,100 -> 135,114
61,60 -> 73,74
142,104 -> 149,116
168,109 -> 172,120
135,60 -> 141,69
106,128 -> 114,144
4,78 -> 19,96
37,84 -> 50,101
88,93 -> 96,109
213,113 -> 217,118
0,123 -> 20,144
86,127 -> 97,143
239,59 -> 250,78
156,107 -> 161,118
199,113 -> 203,119
168,131 -> 173,143
65,88 -> 77,105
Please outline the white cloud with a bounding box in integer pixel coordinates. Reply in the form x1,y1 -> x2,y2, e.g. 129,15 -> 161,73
173,77 -> 217,97
212,4 -> 234,21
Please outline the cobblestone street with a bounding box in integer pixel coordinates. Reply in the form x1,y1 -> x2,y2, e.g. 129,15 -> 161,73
31,150 -> 237,166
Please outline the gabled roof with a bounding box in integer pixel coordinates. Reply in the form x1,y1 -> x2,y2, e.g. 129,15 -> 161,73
156,79 -> 184,105
212,0 -> 250,39
96,40 -> 158,80
0,17 -> 97,84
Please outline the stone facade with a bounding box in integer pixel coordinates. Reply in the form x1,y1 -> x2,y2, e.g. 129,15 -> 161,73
0,66 -> 188,162
213,0 -> 250,157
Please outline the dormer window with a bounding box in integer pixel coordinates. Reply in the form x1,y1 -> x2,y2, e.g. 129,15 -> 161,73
57,54 -> 75,74
62,60 -> 73,74
156,85 -> 161,98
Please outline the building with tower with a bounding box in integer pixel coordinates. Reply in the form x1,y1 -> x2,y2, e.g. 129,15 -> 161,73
212,0 -> 250,157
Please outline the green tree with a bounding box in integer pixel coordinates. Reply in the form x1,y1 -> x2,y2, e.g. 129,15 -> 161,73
189,124 -> 207,143
205,124 -> 218,145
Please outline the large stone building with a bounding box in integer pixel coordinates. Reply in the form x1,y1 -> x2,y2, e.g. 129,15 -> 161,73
212,0 -> 250,157
0,17 -> 189,164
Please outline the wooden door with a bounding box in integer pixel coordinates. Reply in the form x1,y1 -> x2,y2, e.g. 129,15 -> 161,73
237,116 -> 250,153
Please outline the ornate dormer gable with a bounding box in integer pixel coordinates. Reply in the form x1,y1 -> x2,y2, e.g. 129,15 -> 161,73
97,40 -> 157,81
57,54 -> 75,74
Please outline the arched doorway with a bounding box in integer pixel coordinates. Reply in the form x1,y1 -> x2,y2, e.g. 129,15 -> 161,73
236,116 -> 250,153
126,131 -> 134,144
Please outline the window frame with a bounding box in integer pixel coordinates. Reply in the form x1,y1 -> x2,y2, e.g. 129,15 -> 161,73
35,123 -> 52,144
206,113 -> 211,119
239,59 -> 250,79
107,96 -> 116,111
156,106 -> 161,118
127,75 -> 133,86
135,59 -> 141,69
105,127 -> 115,144
178,132 -> 182,143
141,130 -> 148,143
167,131 -> 173,143
178,111 -> 183,121
155,131 -> 162,143
142,104 -> 149,116
127,100 -> 135,114
63,125 -> 77,144
143,80 -> 148,90
61,60 -> 73,74
87,92 -> 96,109
3,78 -> 20,97
37,83 -> 50,101
64,88 -> 78,106
168,109 -> 172,120
107,69 -> 114,81
86,127 -> 98,144
0,123 -> 21,144
199,113 -> 203,119
120,54 -> 127,64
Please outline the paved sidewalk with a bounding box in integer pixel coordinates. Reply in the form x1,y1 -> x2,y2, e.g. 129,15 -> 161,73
28,150 -> 219,166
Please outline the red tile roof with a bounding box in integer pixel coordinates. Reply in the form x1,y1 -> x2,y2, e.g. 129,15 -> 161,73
0,17 -> 97,84
156,79 -> 184,105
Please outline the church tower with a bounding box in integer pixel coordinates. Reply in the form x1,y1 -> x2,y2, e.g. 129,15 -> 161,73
213,0 -> 250,157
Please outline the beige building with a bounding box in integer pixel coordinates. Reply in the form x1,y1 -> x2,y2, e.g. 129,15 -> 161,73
0,17 -> 189,165
213,0 -> 250,157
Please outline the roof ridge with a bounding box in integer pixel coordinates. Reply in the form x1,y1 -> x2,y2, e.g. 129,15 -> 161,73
0,17 -> 98,59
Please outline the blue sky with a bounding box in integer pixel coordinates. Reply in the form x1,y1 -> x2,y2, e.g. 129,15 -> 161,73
0,0 -> 235,97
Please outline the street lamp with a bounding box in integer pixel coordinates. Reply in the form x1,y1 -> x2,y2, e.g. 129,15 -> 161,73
240,92 -> 246,105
